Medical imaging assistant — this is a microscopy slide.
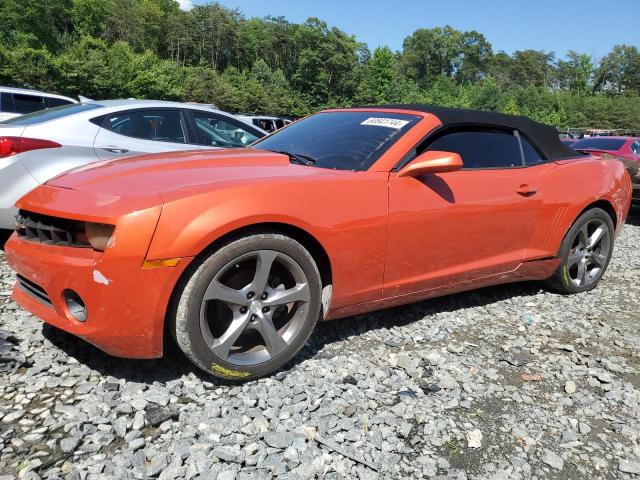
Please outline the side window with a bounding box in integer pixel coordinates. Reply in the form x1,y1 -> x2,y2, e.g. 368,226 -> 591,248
520,136 -> 545,166
255,118 -> 275,132
46,97 -> 74,108
13,94 -> 46,114
632,142 -> 640,155
0,92 -> 12,113
425,129 -> 523,169
103,110 -> 187,144
192,111 -> 260,148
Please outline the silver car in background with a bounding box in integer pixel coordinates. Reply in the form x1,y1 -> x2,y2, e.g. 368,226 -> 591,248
0,100 -> 266,232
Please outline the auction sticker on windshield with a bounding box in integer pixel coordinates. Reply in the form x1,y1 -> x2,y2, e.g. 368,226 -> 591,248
360,117 -> 410,129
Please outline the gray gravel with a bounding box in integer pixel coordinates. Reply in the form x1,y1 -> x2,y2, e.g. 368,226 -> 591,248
1,213 -> 640,479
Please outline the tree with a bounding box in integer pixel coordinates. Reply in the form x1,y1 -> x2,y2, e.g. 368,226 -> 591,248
71,0 -> 114,38
400,26 -> 492,86
554,51 -> 593,93
594,45 -> 640,93
509,50 -> 555,88
356,47 -> 397,103
0,0 -> 638,130
0,0 -> 73,51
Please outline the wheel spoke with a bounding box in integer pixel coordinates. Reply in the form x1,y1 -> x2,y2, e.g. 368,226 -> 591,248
591,252 -> 608,268
588,225 -> 605,249
567,250 -> 582,267
576,260 -> 587,286
204,281 -> 247,306
264,283 -> 310,307
210,313 -> 250,360
250,251 -> 278,295
577,224 -> 589,248
253,314 -> 288,357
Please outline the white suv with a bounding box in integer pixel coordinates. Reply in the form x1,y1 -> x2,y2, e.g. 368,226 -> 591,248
0,86 -> 77,121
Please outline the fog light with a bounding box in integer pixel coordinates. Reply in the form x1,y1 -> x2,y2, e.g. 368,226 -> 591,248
63,290 -> 87,322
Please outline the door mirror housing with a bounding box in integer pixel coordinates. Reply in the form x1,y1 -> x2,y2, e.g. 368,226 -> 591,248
397,150 -> 463,177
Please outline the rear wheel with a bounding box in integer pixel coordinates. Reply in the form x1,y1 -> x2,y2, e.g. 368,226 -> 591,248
544,208 -> 614,294
173,233 -> 322,381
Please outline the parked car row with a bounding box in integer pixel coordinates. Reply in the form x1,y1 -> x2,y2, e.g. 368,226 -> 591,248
560,132 -> 640,203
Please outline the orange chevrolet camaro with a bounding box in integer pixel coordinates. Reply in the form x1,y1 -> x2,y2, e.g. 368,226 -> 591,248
5,105 -> 632,380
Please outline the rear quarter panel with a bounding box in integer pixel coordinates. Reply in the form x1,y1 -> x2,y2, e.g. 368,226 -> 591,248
147,172 -> 389,310
19,120 -> 101,184
526,156 -> 631,260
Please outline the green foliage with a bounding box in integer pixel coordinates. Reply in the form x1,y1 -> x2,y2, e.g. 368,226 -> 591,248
1,0 -> 638,129
401,26 -> 492,87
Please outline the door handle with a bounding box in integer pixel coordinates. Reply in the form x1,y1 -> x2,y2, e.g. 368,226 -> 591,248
516,184 -> 537,196
100,146 -> 129,154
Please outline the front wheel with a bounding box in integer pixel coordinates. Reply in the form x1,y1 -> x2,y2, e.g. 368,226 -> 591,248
173,233 -> 322,381
544,208 -> 615,294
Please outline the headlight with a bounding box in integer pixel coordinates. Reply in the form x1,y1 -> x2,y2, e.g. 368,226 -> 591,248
84,222 -> 115,251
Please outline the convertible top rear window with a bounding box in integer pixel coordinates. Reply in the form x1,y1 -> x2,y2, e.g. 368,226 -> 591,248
252,111 -> 420,171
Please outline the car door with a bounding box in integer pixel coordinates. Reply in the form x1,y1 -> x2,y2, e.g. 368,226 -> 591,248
384,127 -> 543,297
93,108 -> 195,160
188,110 -> 264,149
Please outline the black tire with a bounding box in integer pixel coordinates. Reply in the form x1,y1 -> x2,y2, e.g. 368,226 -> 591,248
173,233 -> 322,381
544,208 -> 615,294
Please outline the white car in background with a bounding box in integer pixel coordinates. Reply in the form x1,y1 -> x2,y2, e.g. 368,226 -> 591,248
238,115 -> 292,133
0,99 -> 266,233
0,86 -> 77,121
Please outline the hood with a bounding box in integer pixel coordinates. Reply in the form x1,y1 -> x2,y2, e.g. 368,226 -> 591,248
47,149 -> 322,196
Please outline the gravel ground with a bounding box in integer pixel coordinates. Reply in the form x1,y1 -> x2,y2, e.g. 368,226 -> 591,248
1,214 -> 639,480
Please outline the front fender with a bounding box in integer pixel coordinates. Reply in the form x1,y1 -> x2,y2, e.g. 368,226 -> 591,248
145,174 -> 390,310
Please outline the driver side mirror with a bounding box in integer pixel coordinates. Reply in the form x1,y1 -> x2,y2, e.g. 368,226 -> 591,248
397,150 -> 463,177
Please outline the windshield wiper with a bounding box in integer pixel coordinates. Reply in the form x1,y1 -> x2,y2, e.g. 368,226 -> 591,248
272,150 -> 317,166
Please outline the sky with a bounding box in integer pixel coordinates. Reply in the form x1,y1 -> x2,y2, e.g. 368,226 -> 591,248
184,0 -> 639,61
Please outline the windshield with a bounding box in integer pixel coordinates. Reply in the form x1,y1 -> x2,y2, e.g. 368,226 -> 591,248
1,102 -> 103,126
571,138 -> 626,151
252,111 -> 421,171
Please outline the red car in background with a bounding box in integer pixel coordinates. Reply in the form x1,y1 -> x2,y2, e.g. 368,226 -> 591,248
571,136 -> 640,161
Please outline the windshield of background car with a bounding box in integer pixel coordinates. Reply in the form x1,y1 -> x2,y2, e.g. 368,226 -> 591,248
1,102 -> 103,125
571,138 -> 626,151
252,111 -> 421,171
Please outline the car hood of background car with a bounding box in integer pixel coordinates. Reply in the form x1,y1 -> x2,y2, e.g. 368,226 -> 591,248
47,149 -> 330,197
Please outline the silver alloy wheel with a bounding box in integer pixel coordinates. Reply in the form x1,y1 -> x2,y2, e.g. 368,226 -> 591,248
567,218 -> 611,287
199,250 -> 311,366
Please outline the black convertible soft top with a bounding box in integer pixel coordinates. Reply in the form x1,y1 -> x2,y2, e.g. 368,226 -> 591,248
362,104 -> 578,161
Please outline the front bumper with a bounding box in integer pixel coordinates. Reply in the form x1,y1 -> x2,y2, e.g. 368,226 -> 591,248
4,186 -> 192,359
5,234 -> 191,358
